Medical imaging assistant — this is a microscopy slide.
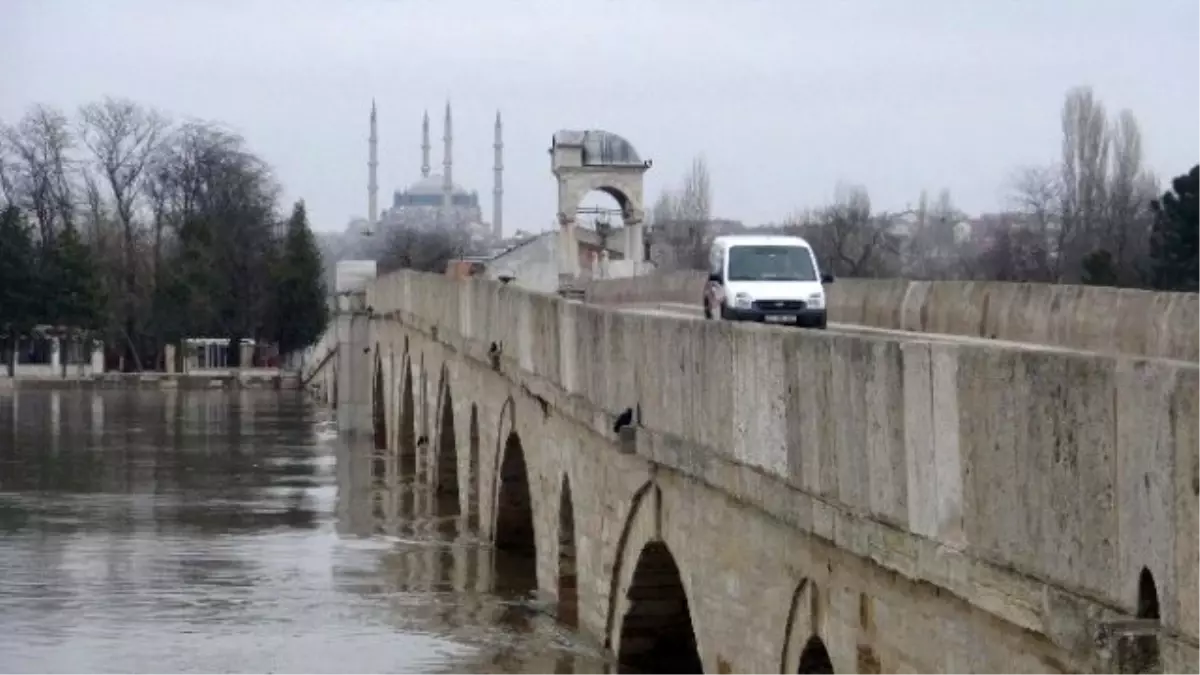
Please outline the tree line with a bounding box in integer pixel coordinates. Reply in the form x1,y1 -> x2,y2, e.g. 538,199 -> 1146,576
648,85 -> 1197,293
0,98 -> 329,374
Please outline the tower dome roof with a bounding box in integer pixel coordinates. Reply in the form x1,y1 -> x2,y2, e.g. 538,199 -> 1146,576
404,174 -> 471,196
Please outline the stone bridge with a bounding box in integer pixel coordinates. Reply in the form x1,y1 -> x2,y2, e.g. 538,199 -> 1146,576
303,270 -> 1198,673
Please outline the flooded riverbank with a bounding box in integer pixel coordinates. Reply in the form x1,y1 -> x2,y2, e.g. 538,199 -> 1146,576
0,389 -> 609,674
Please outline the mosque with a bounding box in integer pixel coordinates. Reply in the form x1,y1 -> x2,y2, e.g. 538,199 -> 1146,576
360,100 -> 503,247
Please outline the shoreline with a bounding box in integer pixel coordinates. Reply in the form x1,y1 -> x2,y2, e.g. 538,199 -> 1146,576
0,370 -> 301,391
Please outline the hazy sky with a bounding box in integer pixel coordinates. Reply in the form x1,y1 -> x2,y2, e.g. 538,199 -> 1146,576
2,0 -> 1197,234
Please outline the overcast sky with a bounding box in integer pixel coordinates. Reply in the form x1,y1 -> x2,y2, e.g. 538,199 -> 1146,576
2,0 -> 1197,234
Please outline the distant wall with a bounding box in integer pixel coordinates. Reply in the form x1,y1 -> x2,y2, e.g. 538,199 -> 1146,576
582,272 -> 1200,361
483,233 -> 560,294
584,270 -> 706,305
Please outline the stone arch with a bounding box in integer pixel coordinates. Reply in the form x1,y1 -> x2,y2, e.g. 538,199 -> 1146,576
604,481 -> 660,649
398,357 -> 416,475
797,636 -> 835,674
1123,567 -> 1162,674
486,396 -> 517,541
551,129 -> 649,222
493,429 -> 535,596
557,475 -> 578,628
1137,567 -> 1161,620
615,541 -> 702,674
467,403 -> 480,530
331,367 -> 339,409
387,347 -> 395,448
781,579 -> 836,674
550,129 -> 652,279
371,347 -> 387,450
418,351 -> 429,441
434,364 -> 460,517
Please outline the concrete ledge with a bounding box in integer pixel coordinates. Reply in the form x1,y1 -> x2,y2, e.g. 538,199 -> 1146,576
581,272 -> 1200,361
834,278 -> 1199,361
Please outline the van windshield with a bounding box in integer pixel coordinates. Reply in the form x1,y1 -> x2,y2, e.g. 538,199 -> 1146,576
726,245 -> 817,282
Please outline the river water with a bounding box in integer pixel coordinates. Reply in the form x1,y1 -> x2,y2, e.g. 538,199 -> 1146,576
0,388 -> 610,674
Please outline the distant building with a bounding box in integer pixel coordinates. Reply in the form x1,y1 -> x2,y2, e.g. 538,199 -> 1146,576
358,100 -> 503,250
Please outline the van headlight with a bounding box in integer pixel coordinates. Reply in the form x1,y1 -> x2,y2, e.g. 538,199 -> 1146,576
807,292 -> 825,309
733,292 -> 754,309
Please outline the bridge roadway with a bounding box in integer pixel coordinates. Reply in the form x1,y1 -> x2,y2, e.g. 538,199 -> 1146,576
304,270 -> 1198,673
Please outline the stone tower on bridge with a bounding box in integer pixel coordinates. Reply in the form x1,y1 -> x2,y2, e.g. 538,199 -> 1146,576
550,130 -> 651,288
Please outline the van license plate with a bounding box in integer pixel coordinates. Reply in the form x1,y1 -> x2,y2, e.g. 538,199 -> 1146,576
765,315 -> 794,324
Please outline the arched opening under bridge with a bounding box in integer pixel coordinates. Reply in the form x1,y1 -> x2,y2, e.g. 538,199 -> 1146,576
398,361 -> 415,475
557,477 -> 578,628
493,431 -> 536,596
435,377 -> 460,518
797,635 -> 834,674
616,541 -> 702,674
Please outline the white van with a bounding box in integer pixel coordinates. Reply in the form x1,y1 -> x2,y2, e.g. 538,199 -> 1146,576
702,235 -> 833,329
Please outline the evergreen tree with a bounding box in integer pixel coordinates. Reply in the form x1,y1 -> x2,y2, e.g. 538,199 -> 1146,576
0,205 -> 37,376
1149,165 -> 1199,292
269,201 -> 329,356
1081,249 -> 1119,286
42,224 -> 104,331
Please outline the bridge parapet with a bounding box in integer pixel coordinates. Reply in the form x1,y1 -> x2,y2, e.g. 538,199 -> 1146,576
582,272 -> 1200,362
360,268 -> 1198,665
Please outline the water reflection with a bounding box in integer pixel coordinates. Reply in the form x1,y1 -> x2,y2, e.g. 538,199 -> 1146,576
0,388 -> 609,674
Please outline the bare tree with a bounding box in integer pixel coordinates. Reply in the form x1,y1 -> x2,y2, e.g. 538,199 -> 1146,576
376,226 -> 466,275
78,98 -> 169,369
904,188 -> 966,278
786,183 -> 903,278
649,155 -> 712,270
1004,165 -> 1062,280
0,140 -> 16,206
971,213 -> 1053,282
1059,86 -> 1111,280
0,105 -> 78,244
1103,109 -> 1158,284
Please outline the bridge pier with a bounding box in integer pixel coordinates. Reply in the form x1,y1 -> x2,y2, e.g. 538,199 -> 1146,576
335,290 -> 372,435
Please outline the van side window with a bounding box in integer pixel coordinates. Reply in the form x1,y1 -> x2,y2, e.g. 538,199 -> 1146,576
709,247 -> 722,278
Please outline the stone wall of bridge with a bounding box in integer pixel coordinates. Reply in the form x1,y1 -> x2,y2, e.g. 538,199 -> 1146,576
308,269 -> 1198,671
582,271 -> 1200,361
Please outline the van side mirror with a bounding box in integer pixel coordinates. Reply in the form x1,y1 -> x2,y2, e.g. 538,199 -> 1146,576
708,271 -> 722,283
821,273 -> 835,284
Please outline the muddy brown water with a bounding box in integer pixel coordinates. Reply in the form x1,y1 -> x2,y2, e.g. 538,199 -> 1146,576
0,388 -> 610,674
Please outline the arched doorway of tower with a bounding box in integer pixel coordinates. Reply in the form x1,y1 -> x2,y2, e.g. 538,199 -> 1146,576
493,431 -> 536,597
574,188 -> 631,278
616,541 -> 702,674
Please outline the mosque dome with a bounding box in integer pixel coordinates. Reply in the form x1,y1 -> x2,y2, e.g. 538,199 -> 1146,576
404,174 -> 472,197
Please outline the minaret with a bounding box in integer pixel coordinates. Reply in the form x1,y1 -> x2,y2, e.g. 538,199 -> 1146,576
420,110 -> 431,178
441,101 -> 453,211
368,99 -> 378,226
493,110 -> 503,239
